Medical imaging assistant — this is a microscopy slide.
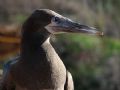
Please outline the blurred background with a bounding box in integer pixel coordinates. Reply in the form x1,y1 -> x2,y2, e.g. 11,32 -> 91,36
0,0 -> 120,90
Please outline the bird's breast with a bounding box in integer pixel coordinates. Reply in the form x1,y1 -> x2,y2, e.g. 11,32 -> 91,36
41,41 -> 66,88
12,41 -> 66,90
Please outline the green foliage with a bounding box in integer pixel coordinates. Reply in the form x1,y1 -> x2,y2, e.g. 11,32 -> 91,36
54,34 -> 120,90
11,14 -> 28,23
0,0 -> 120,89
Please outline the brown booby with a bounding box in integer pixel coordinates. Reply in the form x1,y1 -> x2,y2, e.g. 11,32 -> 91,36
0,9 -> 103,90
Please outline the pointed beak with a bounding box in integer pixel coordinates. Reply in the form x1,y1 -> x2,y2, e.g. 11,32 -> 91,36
50,17 -> 103,36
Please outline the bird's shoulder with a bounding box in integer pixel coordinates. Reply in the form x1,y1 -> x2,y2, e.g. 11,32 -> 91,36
3,56 -> 19,76
0,56 -> 19,89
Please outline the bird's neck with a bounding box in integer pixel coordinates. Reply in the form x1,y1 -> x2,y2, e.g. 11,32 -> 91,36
20,30 -> 50,62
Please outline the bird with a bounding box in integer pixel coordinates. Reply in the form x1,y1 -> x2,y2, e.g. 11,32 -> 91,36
0,9 -> 103,90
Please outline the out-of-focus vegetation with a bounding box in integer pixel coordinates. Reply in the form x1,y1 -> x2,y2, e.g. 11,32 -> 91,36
0,0 -> 120,90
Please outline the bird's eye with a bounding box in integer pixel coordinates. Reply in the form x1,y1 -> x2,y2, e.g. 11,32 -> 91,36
53,17 -> 60,23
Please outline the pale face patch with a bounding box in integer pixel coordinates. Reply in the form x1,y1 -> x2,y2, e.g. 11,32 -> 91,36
45,11 -> 67,34
45,21 -> 65,34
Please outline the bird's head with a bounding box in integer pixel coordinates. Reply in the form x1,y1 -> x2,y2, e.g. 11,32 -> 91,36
22,9 -> 103,37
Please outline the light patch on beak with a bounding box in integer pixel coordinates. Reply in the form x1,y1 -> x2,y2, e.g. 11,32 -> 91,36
45,10 -> 103,36
45,11 -> 67,34
45,22 -> 65,34
45,23 -> 55,34
45,10 -> 72,34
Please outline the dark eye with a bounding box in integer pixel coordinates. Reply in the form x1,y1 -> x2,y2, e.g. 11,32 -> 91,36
53,17 -> 60,23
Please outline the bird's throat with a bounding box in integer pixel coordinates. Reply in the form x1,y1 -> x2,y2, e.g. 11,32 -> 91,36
20,31 -> 50,62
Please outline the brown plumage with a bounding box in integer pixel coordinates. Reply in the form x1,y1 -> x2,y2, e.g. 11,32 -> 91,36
0,9 -> 102,90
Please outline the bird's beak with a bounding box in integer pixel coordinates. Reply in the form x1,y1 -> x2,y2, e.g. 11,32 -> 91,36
46,17 -> 103,36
